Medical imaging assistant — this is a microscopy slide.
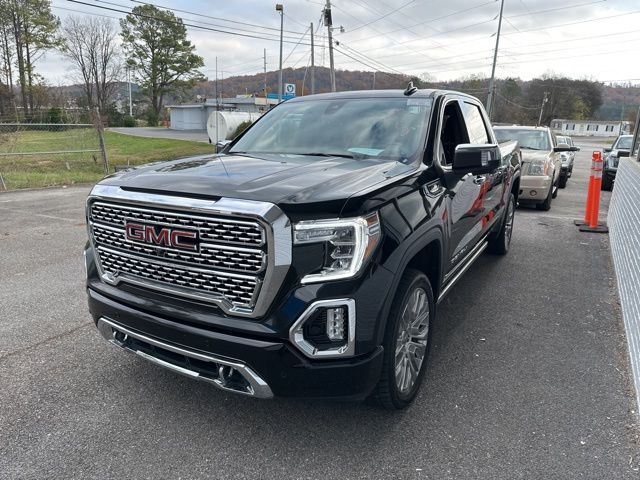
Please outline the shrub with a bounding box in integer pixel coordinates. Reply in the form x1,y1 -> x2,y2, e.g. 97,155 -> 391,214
232,120 -> 252,138
122,115 -> 136,127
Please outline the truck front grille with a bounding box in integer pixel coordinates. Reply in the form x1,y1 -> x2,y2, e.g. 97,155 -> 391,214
88,200 -> 268,311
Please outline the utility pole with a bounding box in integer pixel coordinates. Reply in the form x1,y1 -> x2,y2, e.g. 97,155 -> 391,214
372,71 -> 376,89
324,0 -> 336,92
215,56 -> 219,145
276,4 -> 284,102
537,92 -> 549,127
263,48 -> 268,99
127,67 -> 132,116
310,22 -> 315,95
486,0 -> 505,119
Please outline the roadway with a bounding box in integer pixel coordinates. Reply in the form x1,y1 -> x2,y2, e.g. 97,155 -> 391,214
0,141 -> 638,479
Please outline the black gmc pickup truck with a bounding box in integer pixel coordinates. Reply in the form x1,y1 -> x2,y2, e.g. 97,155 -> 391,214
85,88 -> 520,409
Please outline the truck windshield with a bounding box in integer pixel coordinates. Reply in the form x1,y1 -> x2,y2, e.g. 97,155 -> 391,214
229,97 -> 432,162
614,136 -> 632,149
494,128 -> 551,151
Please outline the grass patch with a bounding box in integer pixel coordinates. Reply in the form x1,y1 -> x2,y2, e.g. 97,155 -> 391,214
0,129 -> 214,190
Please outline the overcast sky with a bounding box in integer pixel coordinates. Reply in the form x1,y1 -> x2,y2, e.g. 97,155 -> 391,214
44,0 -> 640,86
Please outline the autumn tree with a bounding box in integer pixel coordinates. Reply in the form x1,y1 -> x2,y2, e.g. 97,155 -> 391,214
120,4 -> 204,125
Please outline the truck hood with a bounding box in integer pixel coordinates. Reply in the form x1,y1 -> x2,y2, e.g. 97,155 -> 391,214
520,150 -> 552,163
99,153 -> 414,213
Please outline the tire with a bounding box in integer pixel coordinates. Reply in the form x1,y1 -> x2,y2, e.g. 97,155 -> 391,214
488,193 -> 515,255
601,175 -> 613,191
372,269 -> 434,410
536,183 -> 553,211
551,172 -> 559,198
559,174 -> 568,188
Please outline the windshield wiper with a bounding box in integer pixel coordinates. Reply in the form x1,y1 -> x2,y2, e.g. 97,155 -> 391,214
520,146 -> 541,150
293,152 -> 355,159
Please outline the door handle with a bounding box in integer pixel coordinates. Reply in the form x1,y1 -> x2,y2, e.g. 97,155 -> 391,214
473,175 -> 486,185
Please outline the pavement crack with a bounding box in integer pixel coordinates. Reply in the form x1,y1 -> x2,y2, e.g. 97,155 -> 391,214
0,322 -> 93,362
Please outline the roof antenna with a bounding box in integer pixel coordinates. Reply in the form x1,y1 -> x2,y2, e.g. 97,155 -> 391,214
404,81 -> 418,96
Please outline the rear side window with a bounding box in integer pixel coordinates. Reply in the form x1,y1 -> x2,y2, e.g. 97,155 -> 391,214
461,102 -> 489,144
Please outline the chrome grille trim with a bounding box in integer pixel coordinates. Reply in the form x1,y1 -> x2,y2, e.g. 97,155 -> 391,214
91,201 -> 265,247
87,184 -> 292,318
97,246 -> 260,307
91,222 -> 266,273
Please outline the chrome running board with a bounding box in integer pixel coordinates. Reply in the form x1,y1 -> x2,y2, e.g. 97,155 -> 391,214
438,240 -> 488,304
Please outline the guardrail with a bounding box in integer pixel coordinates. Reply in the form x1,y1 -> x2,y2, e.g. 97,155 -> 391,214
608,157 -> 640,413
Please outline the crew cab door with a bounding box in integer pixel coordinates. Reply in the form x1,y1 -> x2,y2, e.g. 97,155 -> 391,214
436,98 -> 504,274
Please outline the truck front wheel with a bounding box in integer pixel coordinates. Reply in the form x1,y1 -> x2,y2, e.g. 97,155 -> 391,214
373,269 -> 434,410
488,193 -> 515,255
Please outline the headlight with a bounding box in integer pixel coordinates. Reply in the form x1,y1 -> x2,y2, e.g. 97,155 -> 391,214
293,212 -> 381,283
528,160 -> 549,176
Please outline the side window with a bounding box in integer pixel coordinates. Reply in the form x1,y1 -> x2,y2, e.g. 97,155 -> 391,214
438,100 -> 470,166
461,102 -> 490,144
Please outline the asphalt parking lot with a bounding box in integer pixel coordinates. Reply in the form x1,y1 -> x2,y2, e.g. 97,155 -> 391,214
1,142 -> 639,479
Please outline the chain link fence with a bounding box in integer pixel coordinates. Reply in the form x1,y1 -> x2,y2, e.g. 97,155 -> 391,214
0,121 -> 107,190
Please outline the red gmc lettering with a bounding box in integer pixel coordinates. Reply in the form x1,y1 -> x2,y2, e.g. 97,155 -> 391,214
125,222 -> 146,242
171,230 -> 198,251
147,226 -> 170,246
125,222 -> 198,251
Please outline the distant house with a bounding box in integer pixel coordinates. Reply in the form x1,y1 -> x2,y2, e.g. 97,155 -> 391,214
168,97 -> 278,130
550,119 -> 632,137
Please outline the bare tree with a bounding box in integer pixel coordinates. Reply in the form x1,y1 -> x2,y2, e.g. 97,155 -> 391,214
61,16 -> 122,114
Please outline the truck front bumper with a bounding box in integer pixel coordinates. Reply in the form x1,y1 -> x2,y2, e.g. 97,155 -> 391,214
88,288 -> 384,401
518,175 -> 553,202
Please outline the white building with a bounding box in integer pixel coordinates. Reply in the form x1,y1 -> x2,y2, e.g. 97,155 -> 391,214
169,97 -> 278,130
550,119 -> 632,137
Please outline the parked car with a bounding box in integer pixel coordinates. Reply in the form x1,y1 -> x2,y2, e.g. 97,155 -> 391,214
84,88 -> 520,410
493,126 -> 576,210
555,135 -> 579,188
602,135 -> 633,191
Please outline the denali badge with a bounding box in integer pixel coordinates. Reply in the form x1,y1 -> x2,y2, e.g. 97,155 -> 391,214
124,221 -> 199,252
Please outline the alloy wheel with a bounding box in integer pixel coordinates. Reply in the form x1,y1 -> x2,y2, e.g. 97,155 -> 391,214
395,287 -> 430,394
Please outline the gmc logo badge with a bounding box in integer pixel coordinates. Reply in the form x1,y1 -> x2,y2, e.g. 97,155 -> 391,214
125,221 -> 199,252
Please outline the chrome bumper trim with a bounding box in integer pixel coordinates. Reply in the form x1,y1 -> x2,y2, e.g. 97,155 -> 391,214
97,317 -> 274,399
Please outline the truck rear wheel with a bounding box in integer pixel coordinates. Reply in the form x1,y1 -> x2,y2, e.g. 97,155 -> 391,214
372,269 -> 434,410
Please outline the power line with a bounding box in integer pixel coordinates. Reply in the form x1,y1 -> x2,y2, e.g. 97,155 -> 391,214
357,15 -> 498,54
338,42 -> 406,76
342,0 -> 497,45
346,0 -> 418,33
127,0 -> 307,35
502,8 -> 640,36
332,46 -> 406,80
283,25 -> 310,65
64,0 -> 316,46
90,0 -> 306,41
506,0 -> 606,19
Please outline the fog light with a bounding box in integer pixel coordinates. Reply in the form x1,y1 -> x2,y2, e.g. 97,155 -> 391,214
289,299 -> 356,358
530,189 -> 537,196
326,307 -> 346,341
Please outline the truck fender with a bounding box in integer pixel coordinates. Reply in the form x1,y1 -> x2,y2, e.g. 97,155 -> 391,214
375,226 -> 445,346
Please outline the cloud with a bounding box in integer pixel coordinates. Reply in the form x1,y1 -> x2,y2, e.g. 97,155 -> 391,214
41,0 -> 640,86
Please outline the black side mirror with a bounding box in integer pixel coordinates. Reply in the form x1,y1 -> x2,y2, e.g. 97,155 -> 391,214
554,143 -> 574,152
452,143 -> 501,174
603,147 -> 612,153
573,146 -> 580,152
